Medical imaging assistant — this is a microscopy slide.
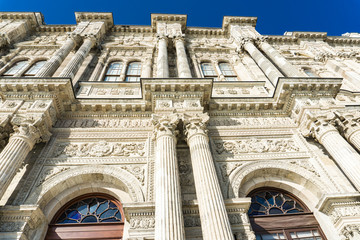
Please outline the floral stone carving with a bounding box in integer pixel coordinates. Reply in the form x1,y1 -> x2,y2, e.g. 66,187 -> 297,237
53,141 -> 146,157
214,138 -> 300,155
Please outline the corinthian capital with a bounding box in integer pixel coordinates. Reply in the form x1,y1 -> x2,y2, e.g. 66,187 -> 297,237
183,113 -> 210,141
334,113 -> 360,139
255,36 -> 268,45
10,115 -> 52,147
236,37 -> 254,53
152,114 -> 180,139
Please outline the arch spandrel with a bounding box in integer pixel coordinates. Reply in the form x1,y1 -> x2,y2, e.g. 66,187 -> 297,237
228,160 -> 335,208
25,165 -> 145,207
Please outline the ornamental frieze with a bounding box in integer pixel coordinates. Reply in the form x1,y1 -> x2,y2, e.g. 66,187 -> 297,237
208,117 -> 295,127
214,138 -> 300,155
55,118 -> 152,128
53,141 -> 146,157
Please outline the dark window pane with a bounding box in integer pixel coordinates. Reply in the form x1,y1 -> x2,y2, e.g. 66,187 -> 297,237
81,215 -> 97,223
100,209 -> 118,219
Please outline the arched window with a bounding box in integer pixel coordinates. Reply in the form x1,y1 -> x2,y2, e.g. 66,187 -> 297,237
104,61 -> 123,81
23,60 -> 47,76
2,60 -> 28,76
218,62 -> 237,81
125,61 -> 141,82
201,62 -> 217,78
248,189 -> 326,240
46,194 -> 124,240
303,68 -> 318,77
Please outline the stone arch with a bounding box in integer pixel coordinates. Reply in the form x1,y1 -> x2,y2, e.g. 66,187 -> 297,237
25,165 -> 145,208
229,160 -> 334,209
0,56 -> 29,75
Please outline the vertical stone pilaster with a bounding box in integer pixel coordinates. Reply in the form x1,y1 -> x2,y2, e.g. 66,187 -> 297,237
156,36 -> 169,78
59,36 -> 95,79
89,50 -> 109,81
141,57 -> 153,78
153,114 -> 185,240
256,37 -> 305,77
35,36 -> 76,77
311,119 -> 360,191
0,117 -> 51,200
174,36 -> 192,78
184,114 -> 233,240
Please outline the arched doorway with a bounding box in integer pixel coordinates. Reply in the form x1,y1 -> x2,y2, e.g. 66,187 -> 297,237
248,188 -> 326,240
45,194 -> 124,239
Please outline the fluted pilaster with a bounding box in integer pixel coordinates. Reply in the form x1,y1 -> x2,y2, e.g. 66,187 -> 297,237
256,37 -> 305,77
59,36 -> 95,79
141,57 -> 152,78
156,36 -> 169,78
312,120 -> 360,191
240,38 -> 283,85
36,37 -> 76,77
153,114 -> 185,240
0,118 -> 50,199
174,36 -> 192,78
184,114 -> 233,240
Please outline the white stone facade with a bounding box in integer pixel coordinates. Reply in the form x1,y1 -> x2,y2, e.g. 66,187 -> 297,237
0,11 -> 359,240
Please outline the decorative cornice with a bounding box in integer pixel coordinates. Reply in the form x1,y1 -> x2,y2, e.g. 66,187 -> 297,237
0,12 -> 43,28
222,16 -> 257,32
75,12 -> 113,29
151,14 -> 187,32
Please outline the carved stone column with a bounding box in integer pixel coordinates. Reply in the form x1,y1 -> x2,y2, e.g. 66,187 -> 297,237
152,114 -> 185,240
174,36 -> 192,78
256,37 -> 305,77
35,36 -> 77,77
59,36 -> 96,79
0,117 -> 51,199
156,35 -> 169,78
184,114 -> 233,240
240,38 -> 283,85
311,119 -> 360,191
336,116 -> 360,152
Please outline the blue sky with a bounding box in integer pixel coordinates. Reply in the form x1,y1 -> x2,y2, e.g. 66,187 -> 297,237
0,0 -> 359,36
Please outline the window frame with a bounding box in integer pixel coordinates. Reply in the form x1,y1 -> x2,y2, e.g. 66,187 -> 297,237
248,188 -> 327,240
2,60 -> 29,76
103,61 -> 124,82
200,62 -> 218,78
125,61 -> 142,82
218,62 -> 238,81
23,60 -> 47,77
46,193 -> 125,240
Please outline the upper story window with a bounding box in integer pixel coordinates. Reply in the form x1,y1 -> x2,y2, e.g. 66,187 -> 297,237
303,68 -> 319,77
104,62 -> 123,81
201,62 -> 217,77
218,62 -> 237,81
125,61 -> 141,82
23,60 -> 47,76
3,60 -> 28,76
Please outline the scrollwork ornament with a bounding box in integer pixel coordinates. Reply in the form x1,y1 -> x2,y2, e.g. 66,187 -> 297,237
183,113 -> 210,141
152,114 -> 180,140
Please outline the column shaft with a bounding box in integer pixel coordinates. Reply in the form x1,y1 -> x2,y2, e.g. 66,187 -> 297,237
155,134 -> 185,240
318,128 -> 360,190
59,38 -> 94,79
186,130 -> 233,240
243,41 -> 283,85
0,136 -> 32,199
156,37 -> 169,78
36,38 -> 75,77
258,41 -> 305,77
174,38 -> 192,78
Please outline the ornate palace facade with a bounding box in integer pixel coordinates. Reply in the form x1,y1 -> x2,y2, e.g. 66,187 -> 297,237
0,11 -> 360,240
